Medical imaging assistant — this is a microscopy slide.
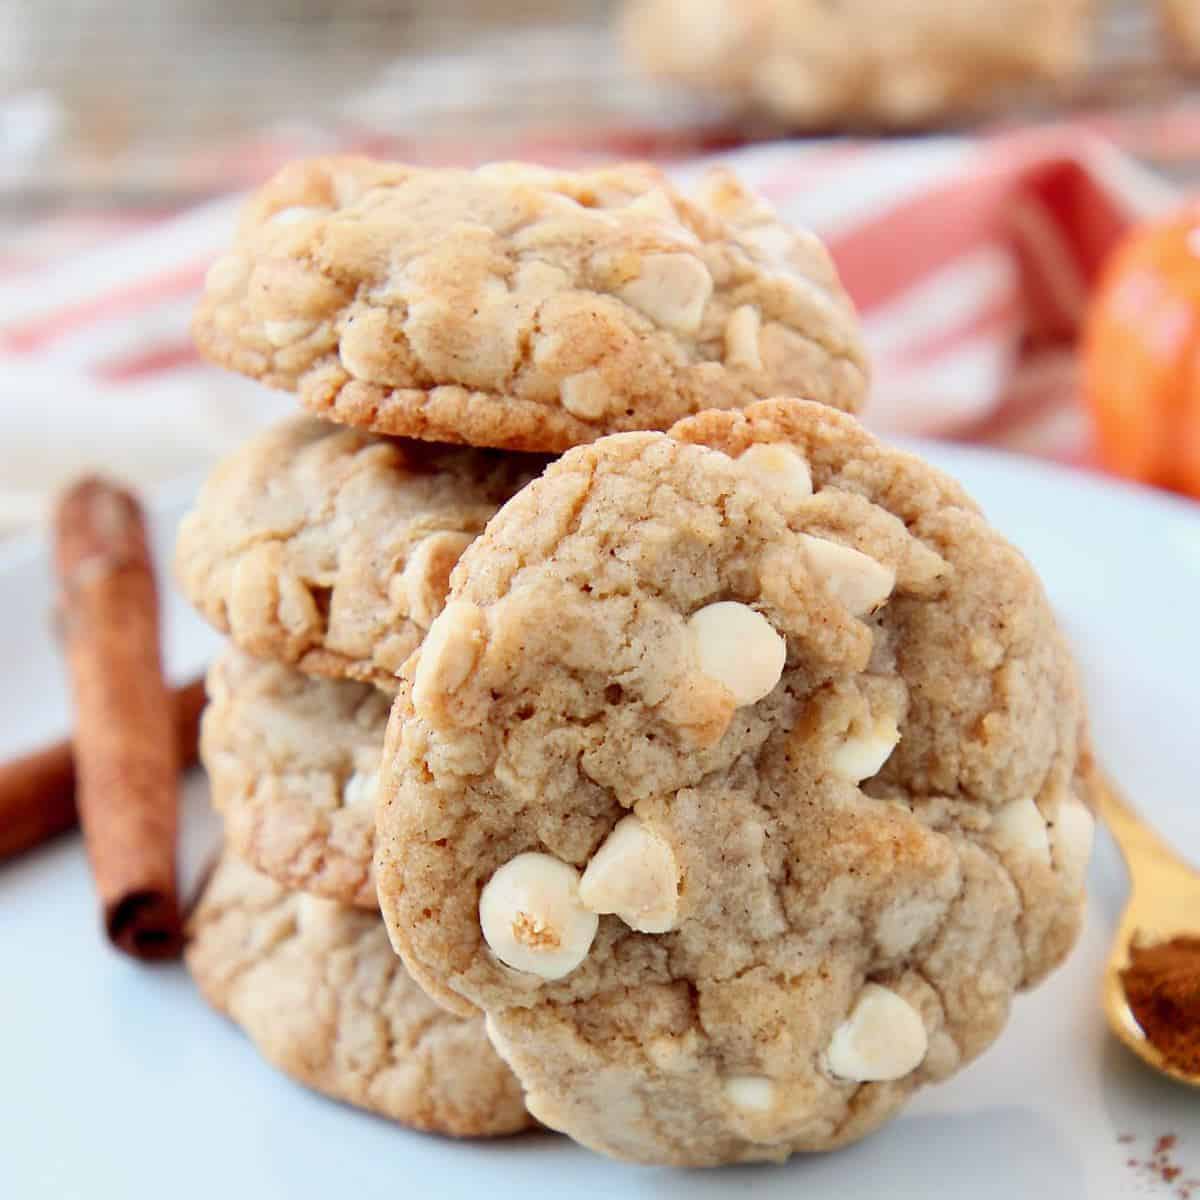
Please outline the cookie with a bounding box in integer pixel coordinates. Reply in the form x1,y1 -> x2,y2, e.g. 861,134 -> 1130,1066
201,649 -> 388,908
1162,0 -> 1200,64
186,853 -> 533,1138
193,157 -> 867,452
374,398 -> 1094,1166
176,416 -> 539,691
623,0 -> 1092,128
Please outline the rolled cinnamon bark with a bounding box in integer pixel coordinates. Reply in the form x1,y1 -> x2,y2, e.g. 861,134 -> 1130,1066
0,742 -> 75,862
0,677 -> 206,862
53,478 -> 184,960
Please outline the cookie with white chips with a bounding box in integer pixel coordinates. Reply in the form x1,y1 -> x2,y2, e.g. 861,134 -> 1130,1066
176,417 -> 540,692
624,0 -> 1092,129
193,157 -> 867,451
374,398 -> 1094,1166
201,649 -> 388,908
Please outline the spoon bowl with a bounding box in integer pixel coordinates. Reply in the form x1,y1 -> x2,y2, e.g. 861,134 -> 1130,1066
1096,776 -> 1200,1088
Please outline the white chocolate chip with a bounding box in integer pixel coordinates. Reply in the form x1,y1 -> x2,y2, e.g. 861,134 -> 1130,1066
337,311 -> 389,379
724,304 -> 764,370
342,769 -> 378,809
482,1012 -> 517,1069
411,600 -> 486,717
627,188 -> 680,225
832,715 -> 900,783
687,602 -> 786,707
723,1075 -> 775,1112
739,221 -> 794,261
276,570 -> 320,638
516,260 -> 573,299
296,894 -> 348,947
483,1011 -> 501,1045
1050,798 -> 1095,893
801,535 -> 895,616
560,369 -> 612,420
619,253 -> 713,334
204,254 -> 248,297
991,797 -> 1051,866
478,852 -> 598,979
269,204 -> 331,226
401,531 -> 475,628
825,983 -> 928,1082
476,162 -> 559,187
738,442 -> 813,504
579,815 -> 680,934
875,894 -> 943,958
263,318 -> 318,347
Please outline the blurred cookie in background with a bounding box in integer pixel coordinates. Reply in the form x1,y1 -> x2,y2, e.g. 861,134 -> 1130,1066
622,0 -> 1095,129
1161,0 -> 1200,65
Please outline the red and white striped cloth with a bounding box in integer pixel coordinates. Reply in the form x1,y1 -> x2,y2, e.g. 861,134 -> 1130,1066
0,125 -> 1177,537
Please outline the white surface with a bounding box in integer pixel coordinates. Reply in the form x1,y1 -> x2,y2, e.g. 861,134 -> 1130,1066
2,446 -> 1199,1199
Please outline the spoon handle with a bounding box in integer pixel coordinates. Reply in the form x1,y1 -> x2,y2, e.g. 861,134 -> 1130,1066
1094,775 -> 1196,885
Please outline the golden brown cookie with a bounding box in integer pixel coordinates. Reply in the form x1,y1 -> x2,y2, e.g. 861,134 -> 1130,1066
374,398 -> 1094,1166
186,854 -> 534,1138
624,0 -> 1093,128
175,416 -> 539,691
201,649 -> 388,909
193,157 -> 867,451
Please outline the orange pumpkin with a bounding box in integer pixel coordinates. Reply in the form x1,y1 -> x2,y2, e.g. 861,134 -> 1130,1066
1083,204 -> 1200,499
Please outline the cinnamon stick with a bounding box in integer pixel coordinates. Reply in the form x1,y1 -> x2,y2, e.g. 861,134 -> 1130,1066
53,477 -> 184,960
0,677 -> 206,862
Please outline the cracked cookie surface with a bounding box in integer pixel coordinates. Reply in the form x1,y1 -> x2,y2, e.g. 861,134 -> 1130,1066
186,854 -> 533,1138
193,158 -> 866,451
374,398 -> 1094,1166
624,0 -> 1092,128
201,649 -> 388,908
176,416 -> 539,691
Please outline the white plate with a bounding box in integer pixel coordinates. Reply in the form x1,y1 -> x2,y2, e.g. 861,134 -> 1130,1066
2,444 -> 1198,1200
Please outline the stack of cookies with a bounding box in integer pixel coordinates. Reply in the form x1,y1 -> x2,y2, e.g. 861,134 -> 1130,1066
176,424 -> 541,1137
177,156 -> 1095,1165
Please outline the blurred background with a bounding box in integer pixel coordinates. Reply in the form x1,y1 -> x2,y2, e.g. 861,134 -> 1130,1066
4,0 -> 1200,534
0,0 -> 684,205
5,0 -> 1200,204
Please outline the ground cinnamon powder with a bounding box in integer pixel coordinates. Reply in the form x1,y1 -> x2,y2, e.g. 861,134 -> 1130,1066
1120,1132 -> 1199,1199
1120,936 -> 1200,1075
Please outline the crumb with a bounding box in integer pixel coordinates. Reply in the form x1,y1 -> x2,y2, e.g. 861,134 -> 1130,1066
1122,1131 -> 1194,1196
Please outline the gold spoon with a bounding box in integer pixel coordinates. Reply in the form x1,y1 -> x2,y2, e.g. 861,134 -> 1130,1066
1096,775 -> 1200,1087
